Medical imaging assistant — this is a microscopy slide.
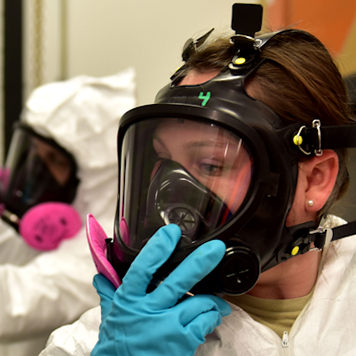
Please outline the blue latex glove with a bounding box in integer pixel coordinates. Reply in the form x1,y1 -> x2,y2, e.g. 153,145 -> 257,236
94,273 -> 115,321
92,224 -> 232,356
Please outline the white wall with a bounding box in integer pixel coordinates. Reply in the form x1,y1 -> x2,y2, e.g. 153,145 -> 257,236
65,0 -> 249,105
24,0 -> 261,105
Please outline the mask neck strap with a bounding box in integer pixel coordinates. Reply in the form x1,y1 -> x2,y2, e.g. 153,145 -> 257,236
285,220 -> 356,258
330,221 -> 356,242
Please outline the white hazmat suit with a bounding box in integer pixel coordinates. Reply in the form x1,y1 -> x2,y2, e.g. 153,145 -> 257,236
40,215 -> 356,355
0,68 -> 135,356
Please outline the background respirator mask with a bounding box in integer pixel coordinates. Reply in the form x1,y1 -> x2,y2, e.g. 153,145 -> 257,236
0,124 -> 79,230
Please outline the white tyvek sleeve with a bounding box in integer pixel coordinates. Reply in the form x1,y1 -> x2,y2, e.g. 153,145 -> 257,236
0,227 -> 99,341
0,221 -> 40,265
39,306 -> 100,356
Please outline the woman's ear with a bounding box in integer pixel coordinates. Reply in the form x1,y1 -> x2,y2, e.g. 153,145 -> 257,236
286,150 -> 339,227
299,149 -> 339,212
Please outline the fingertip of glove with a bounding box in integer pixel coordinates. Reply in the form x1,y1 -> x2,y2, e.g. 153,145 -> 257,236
207,239 -> 226,250
212,296 -> 232,317
93,273 -> 114,290
221,301 -> 232,317
163,223 -> 181,237
93,273 -> 105,284
152,224 -> 182,247
154,224 -> 182,246
202,239 -> 226,259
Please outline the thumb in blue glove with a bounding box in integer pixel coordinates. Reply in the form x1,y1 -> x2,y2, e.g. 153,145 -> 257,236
93,274 -> 116,321
92,224 -> 232,356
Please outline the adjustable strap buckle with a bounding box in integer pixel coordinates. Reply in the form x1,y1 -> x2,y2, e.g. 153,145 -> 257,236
308,226 -> 333,250
292,119 -> 323,156
289,225 -> 332,256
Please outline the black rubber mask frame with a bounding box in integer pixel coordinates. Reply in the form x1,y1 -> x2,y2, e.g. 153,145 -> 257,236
111,78 -> 299,295
107,4 -> 356,295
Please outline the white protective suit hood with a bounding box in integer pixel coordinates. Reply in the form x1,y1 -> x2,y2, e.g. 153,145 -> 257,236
22,68 -> 136,230
0,69 -> 136,356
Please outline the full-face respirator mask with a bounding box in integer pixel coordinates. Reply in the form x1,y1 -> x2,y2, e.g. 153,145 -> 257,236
0,124 -> 82,250
102,3 -> 356,295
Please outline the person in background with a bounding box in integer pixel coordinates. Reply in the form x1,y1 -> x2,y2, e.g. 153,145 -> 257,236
0,68 -> 135,356
41,4 -> 356,356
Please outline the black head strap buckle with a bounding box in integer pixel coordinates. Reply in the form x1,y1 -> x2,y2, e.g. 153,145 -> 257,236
292,119 -> 323,156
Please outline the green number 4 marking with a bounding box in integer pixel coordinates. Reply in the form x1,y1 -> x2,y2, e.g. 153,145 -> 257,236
198,91 -> 211,106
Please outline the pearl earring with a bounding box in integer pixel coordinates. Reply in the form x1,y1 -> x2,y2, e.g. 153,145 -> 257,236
307,200 -> 314,207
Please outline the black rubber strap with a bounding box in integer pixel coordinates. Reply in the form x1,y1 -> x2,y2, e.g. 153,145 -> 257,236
321,126 -> 356,149
331,220 -> 356,241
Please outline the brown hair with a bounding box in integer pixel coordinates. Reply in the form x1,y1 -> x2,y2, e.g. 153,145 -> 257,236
184,30 -> 353,216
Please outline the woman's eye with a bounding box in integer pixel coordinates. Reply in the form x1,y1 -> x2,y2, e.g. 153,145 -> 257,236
198,162 -> 224,176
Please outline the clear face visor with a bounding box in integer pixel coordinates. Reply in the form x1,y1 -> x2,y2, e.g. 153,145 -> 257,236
0,127 -> 78,220
117,118 -> 254,252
